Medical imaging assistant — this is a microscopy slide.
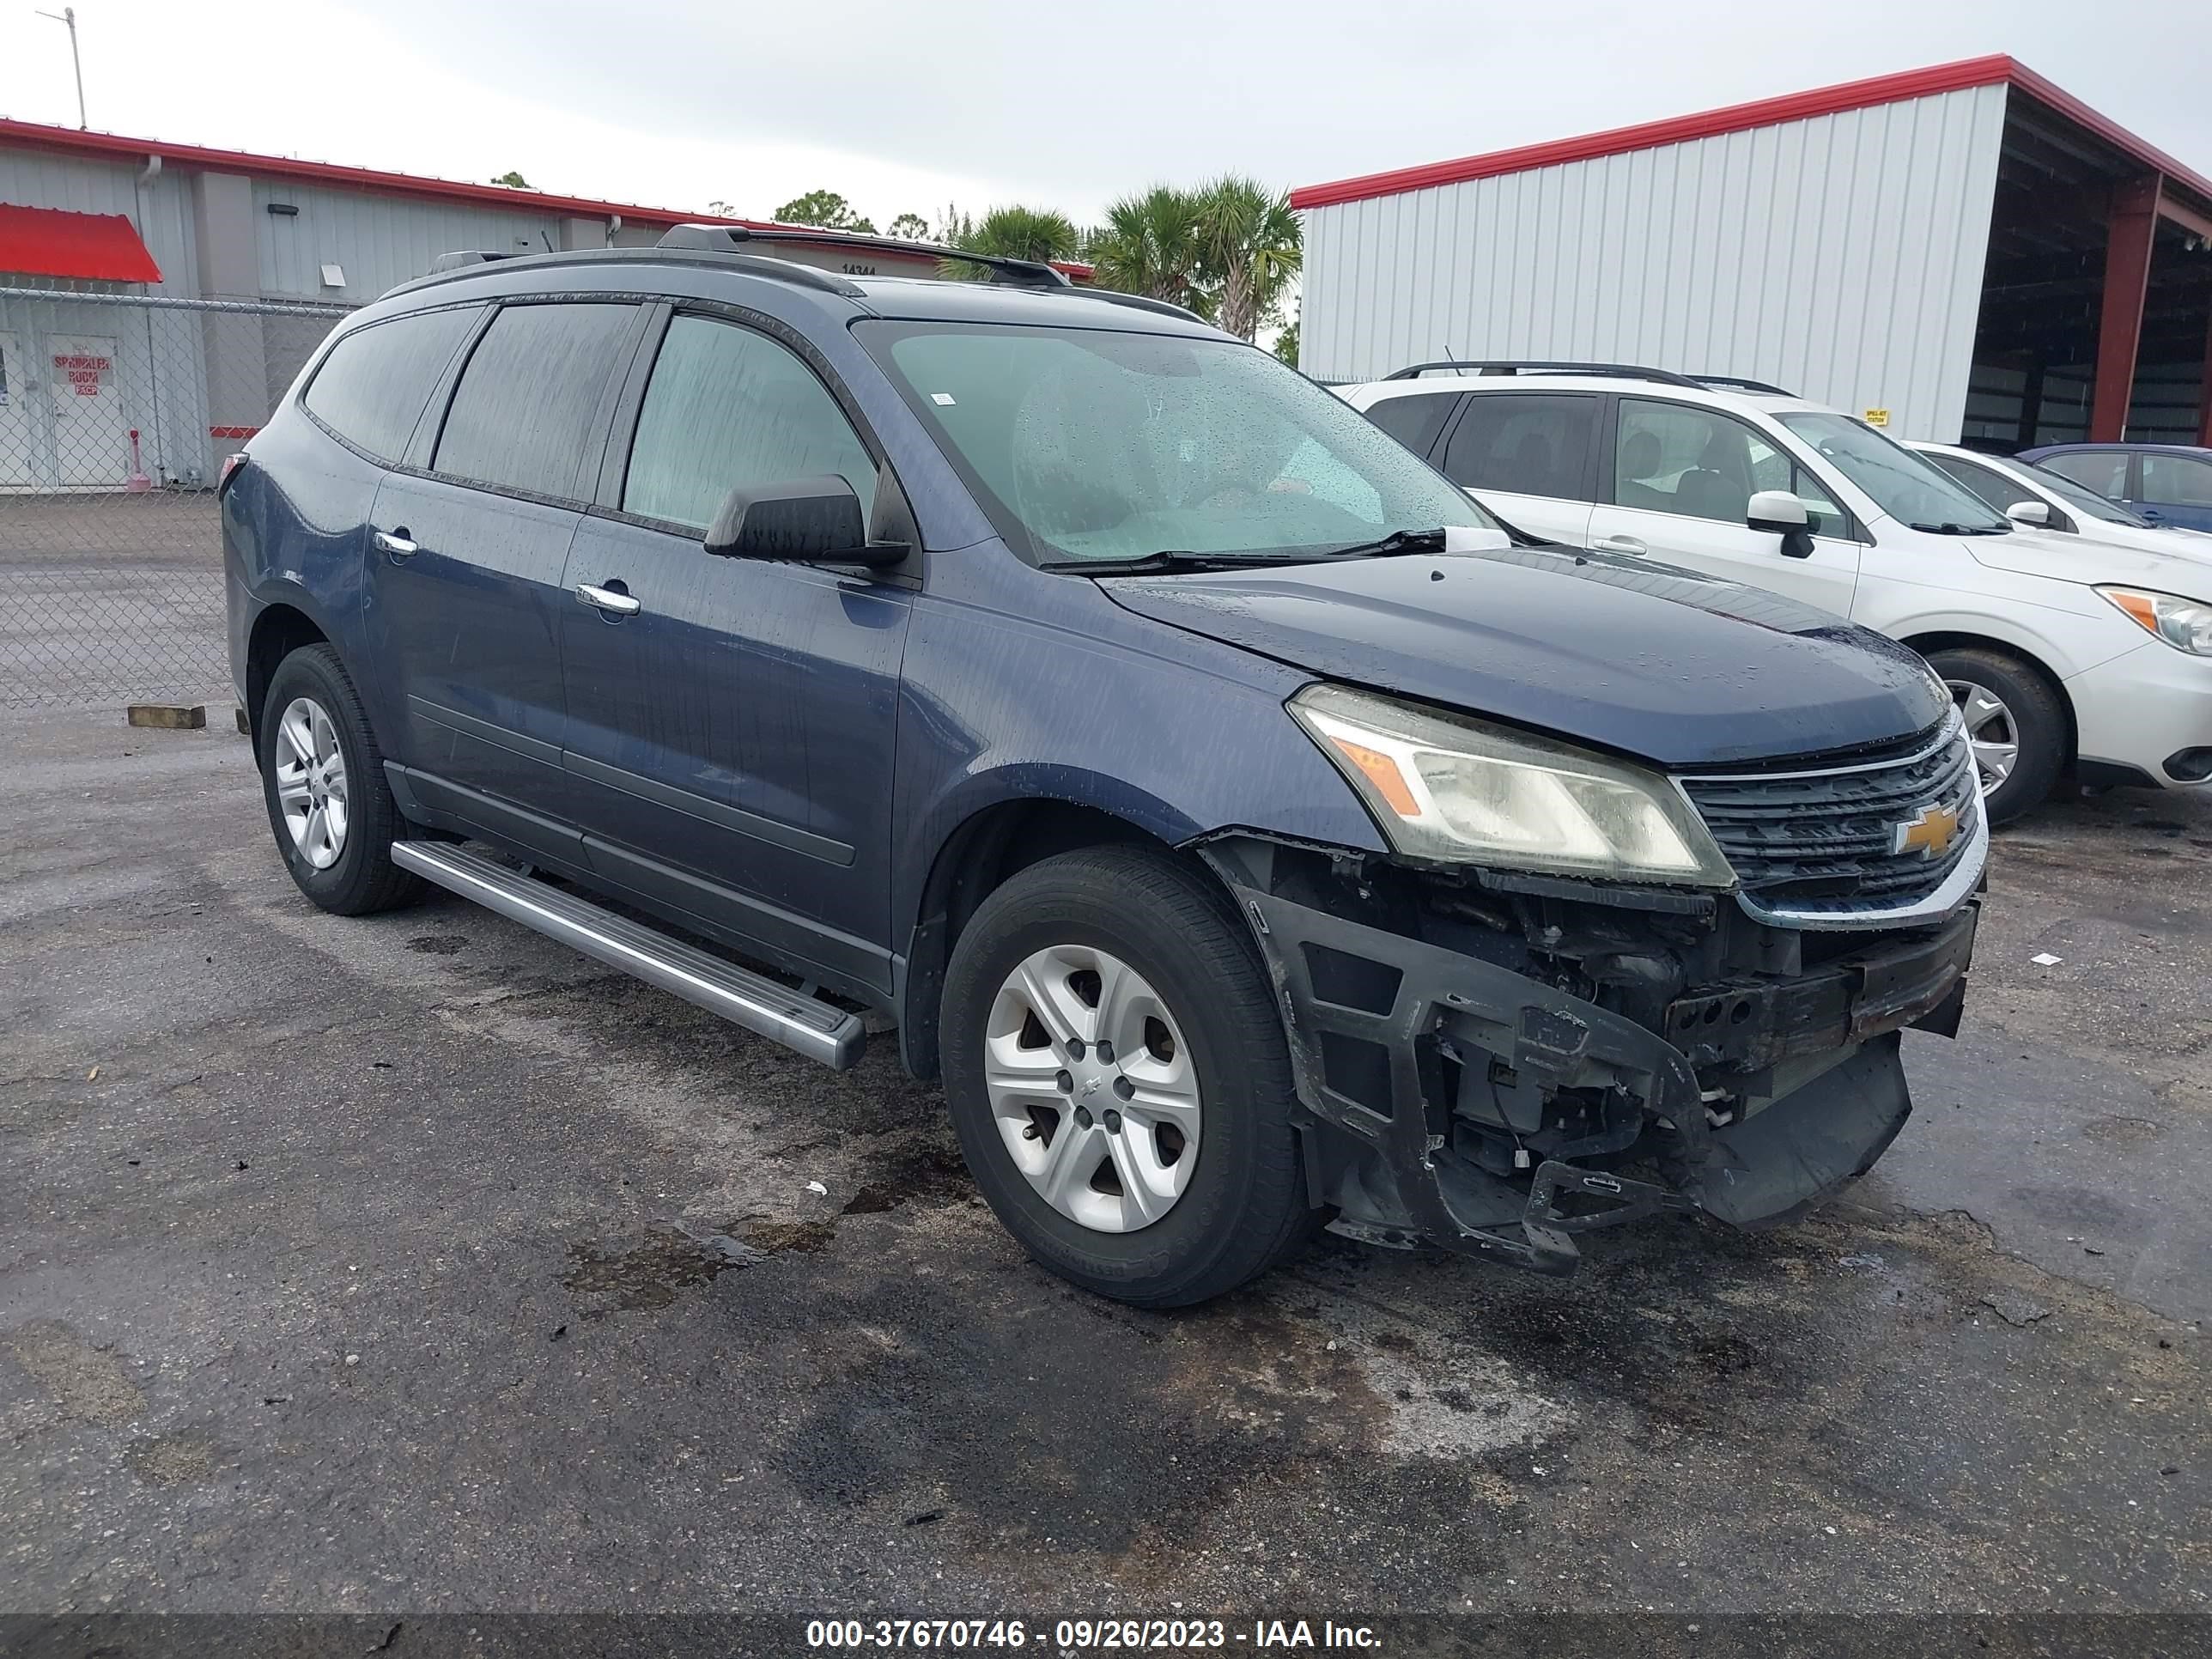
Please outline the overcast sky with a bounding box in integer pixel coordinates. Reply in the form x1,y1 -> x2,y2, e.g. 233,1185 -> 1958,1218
2,0 -> 2207,229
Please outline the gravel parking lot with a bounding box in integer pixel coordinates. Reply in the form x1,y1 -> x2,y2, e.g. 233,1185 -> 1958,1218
2,708 -> 2208,1631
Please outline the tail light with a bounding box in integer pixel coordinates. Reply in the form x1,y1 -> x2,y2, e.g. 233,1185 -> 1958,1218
218,450 -> 249,495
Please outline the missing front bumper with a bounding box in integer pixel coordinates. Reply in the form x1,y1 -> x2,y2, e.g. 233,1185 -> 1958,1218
1209,858 -> 1966,1274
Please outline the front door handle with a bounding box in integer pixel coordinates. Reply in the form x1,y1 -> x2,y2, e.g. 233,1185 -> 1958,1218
574,580 -> 641,617
1593,534 -> 1645,554
372,528 -> 419,559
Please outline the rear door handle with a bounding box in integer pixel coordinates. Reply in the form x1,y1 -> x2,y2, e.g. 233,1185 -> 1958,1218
372,528 -> 419,559
574,581 -> 641,617
1593,535 -> 1645,554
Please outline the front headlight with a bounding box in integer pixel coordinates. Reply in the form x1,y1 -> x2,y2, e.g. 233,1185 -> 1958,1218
2100,586 -> 2212,655
1289,684 -> 1737,887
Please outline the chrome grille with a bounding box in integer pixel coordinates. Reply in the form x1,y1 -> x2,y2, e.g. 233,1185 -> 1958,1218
1678,719 -> 1981,921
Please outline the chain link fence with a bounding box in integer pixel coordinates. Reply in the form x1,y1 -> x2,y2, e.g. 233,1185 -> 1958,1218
0,287 -> 353,712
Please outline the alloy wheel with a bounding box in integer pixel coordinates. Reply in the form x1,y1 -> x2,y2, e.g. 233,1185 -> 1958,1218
983,943 -> 1202,1233
1947,678 -> 2018,795
273,696 -> 349,869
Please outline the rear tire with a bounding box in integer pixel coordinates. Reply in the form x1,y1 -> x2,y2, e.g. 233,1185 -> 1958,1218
258,644 -> 422,915
940,846 -> 1319,1307
1924,646 -> 2066,826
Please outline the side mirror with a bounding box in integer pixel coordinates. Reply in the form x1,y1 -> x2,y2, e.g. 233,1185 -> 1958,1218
2005,500 -> 2051,527
702,476 -> 908,568
1746,489 -> 1816,560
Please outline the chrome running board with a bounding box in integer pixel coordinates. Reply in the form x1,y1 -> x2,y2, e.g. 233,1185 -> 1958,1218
391,842 -> 865,1070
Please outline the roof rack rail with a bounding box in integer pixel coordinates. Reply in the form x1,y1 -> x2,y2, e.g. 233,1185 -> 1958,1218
1057,289 -> 1205,324
391,244 -> 866,302
1382,359 -> 1703,388
428,249 -> 518,273
655,223 -> 1073,289
1692,374 -> 1795,395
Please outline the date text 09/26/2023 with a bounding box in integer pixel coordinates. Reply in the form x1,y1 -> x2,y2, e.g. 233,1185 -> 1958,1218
805,1618 -> 1383,1650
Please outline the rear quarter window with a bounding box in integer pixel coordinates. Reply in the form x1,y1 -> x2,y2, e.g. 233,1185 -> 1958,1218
1361,391 -> 1458,459
301,306 -> 479,463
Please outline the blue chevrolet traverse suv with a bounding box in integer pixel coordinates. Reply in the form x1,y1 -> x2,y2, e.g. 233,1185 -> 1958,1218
223,226 -> 1984,1305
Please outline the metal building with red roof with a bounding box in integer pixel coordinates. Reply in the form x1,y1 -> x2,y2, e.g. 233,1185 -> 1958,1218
1291,57 -> 2212,447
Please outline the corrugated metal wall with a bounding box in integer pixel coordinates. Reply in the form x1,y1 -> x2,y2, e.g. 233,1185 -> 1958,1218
250,179 -> 563,307
0,149 -> 198,295
1301,83 -> 2008,441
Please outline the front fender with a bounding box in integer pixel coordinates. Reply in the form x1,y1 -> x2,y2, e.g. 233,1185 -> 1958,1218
888,580 -> 1390,943
1878,604 -> 2118,683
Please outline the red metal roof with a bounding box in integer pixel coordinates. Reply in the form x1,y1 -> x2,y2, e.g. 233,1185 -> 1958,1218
0,202 -> 162,282
0,116 -> 1097,282
1290,56 -> 2212,213
0,114 -> 767,228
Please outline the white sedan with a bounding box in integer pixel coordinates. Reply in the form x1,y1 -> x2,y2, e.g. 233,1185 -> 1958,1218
1909,441 -> 2212,564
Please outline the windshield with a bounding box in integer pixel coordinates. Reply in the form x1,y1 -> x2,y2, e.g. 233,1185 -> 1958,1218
2019,459 -> 2154,526
1779,413 -> 2011,533
860,322 -> 1499,565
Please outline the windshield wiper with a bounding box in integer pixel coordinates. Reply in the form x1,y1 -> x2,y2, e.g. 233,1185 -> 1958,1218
1322,526 -> 1449,558
1044,527 -> 1458,575
1910,521 -> 2010,537
1041,550 -> 1320,574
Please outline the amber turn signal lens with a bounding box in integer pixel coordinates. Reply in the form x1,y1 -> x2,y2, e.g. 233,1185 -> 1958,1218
2105,589 -> 2160,632
1327,735 -> 1421,817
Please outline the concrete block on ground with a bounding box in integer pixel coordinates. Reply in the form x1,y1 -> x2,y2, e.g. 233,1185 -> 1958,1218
125,704 -> 208,730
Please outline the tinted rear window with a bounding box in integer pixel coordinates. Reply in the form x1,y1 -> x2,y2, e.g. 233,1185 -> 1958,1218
301,307 -> 477,463
434,303 -> 638,499
1363,391 -> 1457,458
1441,393 -> 1598,500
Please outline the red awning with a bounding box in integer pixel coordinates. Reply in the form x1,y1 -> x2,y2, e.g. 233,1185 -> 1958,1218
0,204 -> 162,283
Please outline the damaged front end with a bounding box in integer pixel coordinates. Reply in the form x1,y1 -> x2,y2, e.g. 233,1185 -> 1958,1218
1195,817 -> 1979,1274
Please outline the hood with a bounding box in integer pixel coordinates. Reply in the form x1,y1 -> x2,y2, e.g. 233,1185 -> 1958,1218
1964,527 -> 2212,599
2035,520 -> 2212,562
1099,545 -> 1949,768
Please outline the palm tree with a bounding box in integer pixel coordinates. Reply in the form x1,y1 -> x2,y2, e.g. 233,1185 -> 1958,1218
1085,187 -> 1207,313
945,205 -> 1083,277
1191,176 -> 1301,343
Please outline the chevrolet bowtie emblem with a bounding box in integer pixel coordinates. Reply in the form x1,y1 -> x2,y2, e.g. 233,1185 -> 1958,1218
1893,802 -> 1961,860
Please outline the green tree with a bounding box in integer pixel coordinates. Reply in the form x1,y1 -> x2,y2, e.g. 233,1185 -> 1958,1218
945,204 -> 1082,277
773,189 -> 875,234
958,204 -> 1081,264
885,213 -> 932,243
1191,176 -> 1302,343
1273,318 -> 1300,368
1085,186 -> 1207,313
489,170 -> 532,189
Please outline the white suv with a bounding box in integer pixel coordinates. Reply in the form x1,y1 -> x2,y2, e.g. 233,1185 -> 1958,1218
1340,364 -> 2212,823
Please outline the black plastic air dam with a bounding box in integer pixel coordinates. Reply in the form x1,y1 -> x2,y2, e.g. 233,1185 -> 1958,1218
1695,1031 -> 1911,1228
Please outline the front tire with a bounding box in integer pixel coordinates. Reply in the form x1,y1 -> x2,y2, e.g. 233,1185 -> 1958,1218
258,644 -> 422,915
1924,646 -> 2066,826
940,846 -> 1319,1307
